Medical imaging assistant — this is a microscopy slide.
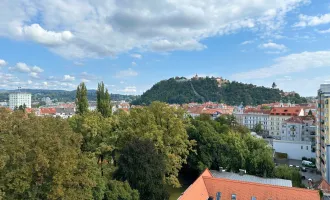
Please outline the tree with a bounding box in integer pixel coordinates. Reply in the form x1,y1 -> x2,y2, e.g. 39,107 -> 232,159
76,82 -> 89,115
272,82 -> 277,89
115,102 -> 194,187
253,122 -> 263,134
104,180 -> 139,200
97,81 -> 112,117
114,138 -> 169,200
308,109 -> 313,116
69,111 -> 116,176
274,165 -> 304,187
0,109 -> 104,199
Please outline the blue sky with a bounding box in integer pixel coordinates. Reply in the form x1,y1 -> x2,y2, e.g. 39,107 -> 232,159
1,0 -> 330,96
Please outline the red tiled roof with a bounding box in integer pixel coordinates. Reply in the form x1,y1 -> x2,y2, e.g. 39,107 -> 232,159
244,108 -> 271,114
40,108 -> 56,114
270,107 -> 303,116
179,169 -> 319,200
187,106 -> 205,114
284,116 -> 315,124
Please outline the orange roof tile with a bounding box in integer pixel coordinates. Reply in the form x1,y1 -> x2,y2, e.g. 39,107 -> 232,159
40,108 -> 56,115
244,108 -> 271,114
270,107 -> 303,116
179,169 -> 320,200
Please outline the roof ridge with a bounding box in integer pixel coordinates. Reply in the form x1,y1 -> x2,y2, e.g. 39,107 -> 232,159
201,176 -> 318,193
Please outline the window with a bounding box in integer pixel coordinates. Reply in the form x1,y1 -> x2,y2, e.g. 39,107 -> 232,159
306,146 -> 308,150
231,194 -> 237,200
301,146 -> 303,149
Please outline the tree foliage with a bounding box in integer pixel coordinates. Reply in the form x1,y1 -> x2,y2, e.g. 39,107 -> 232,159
132,77 -> 307,105
97,82 -> 112,117
0,108 -> 104,199
76,82 -> 89,115
114,138 -> 169,200
274,165 -> 304,187
114,101 -> 194,187
104,180 -> 139,200
186,116 -> 274,177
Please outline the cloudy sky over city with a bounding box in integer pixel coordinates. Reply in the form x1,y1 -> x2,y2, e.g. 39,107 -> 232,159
0,0 -> 330,96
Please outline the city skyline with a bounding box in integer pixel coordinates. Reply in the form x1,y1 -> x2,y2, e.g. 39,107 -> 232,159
1,1 -> 330,96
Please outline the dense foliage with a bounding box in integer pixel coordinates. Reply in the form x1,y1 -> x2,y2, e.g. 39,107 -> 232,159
186,115 -> 274,177
76,82 -> 89,115
97,82 -> 112,117
132,77 -> 307,105
274,165 -> 304,188
114,138 -> 169,200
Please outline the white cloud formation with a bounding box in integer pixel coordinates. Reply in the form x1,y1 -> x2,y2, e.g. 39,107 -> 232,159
259,42 -> 287,50
20,24 -> 74,46
29,72 -> 39,79
73,61 -> 84,66
81,78 -> 90,83
231,51 -> 330,80
115,68 -> 138,78
293,13 -> 330,27
0,59 -> 7,67
120,86 -> 137,93
0,0 -> 309,58
63,75 -> 75,82
130,54 -> 142,59
9,62 -> 44,74
241,40 -> 254,45
131,62 -> 137,66
318,28 -> 330,34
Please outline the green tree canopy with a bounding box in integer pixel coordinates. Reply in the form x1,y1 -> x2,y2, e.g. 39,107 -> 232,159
104,180 -> 139,200
0,109 -> 104,199
76,82 -> 89,115
97,81 -> 112,117
114,102 -> 194,187
114,138 -> 169,200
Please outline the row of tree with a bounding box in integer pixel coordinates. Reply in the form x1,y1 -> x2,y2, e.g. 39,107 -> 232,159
0,82 -> 302,200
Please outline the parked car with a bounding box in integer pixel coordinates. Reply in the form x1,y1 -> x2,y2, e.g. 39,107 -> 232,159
302,160 -> 316,168
301,167 -> 307,172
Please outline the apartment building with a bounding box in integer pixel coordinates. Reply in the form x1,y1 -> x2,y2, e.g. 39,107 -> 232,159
233,107 -> 270,131
268,107 -> 304,139
316,84 -> 330,184
9,92 -> 31,110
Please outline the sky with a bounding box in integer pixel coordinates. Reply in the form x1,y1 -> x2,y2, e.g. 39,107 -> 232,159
0,0 -> 330,96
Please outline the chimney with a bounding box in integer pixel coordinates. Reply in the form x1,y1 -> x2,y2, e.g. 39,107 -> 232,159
239,169 -> 246,176
219,167 -> 223,173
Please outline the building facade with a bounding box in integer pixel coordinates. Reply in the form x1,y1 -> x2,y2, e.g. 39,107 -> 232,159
9,92 -> 31,110
234,108 -> 270,131
316,84 -> 330,183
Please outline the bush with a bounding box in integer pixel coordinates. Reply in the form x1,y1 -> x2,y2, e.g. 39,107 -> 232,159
276,152 -> 288,159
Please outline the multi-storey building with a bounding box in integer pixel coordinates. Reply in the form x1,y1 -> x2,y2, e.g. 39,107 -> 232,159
272,116 -> 316,160
9,92 -> 31,110
234,107 -> 270,131
316,84 -> 330,184
268,107 -> 304,139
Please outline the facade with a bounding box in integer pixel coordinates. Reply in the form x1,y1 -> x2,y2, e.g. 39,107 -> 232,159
316,84 -> 330,183
273,140 -> 315,160
268,107 -> 304,139
178,169 -> 319,200
9,92 -> 31,110
234,108 -> 270,131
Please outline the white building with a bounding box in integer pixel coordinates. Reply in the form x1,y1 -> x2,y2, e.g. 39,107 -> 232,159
9,92 -> 31,110
273,140 -> 315,160
233,107 -> 270,131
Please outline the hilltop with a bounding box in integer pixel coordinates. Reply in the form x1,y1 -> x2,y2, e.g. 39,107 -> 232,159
132,76 -> 307,105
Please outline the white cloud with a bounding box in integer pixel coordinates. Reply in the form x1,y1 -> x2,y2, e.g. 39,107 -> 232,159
81,78 -> 90,83
130,54 -> 142,59
20,24 -> 74,46
131,62 -> 137,66
0,59 -> 7,67
241,40 -> 254,45
259,42 -> 287,50
120,86 -> 137,93
63,75 -> 75,82
318,28 -> 330,34
0,0 -> 309,58
27,80 -> 33,84
29,72 -> 39,79
293,13 -> 330,27
80,71 -> 100,81
9,62 -> 44,74
115,68 -> 138,78
73,61 -> 84,66
231,51 -> 330,80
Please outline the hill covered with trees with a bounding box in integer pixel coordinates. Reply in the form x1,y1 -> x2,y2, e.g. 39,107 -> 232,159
132,77 -> 307,105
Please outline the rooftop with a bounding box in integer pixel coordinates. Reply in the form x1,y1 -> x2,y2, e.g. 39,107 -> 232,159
210,170 -> 292,187
178,169 -> 320,200
270,107 -> 303,116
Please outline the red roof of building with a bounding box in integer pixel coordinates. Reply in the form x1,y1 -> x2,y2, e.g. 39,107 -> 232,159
284,116 -> 315,124
270,107 -> 303,116
179,169 -> 319,200
187,106 -> 205,114
244,108 -> 271,114
40,108 -> 56,115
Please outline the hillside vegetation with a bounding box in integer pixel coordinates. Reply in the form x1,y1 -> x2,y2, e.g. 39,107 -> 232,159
132,77 -> 307,105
